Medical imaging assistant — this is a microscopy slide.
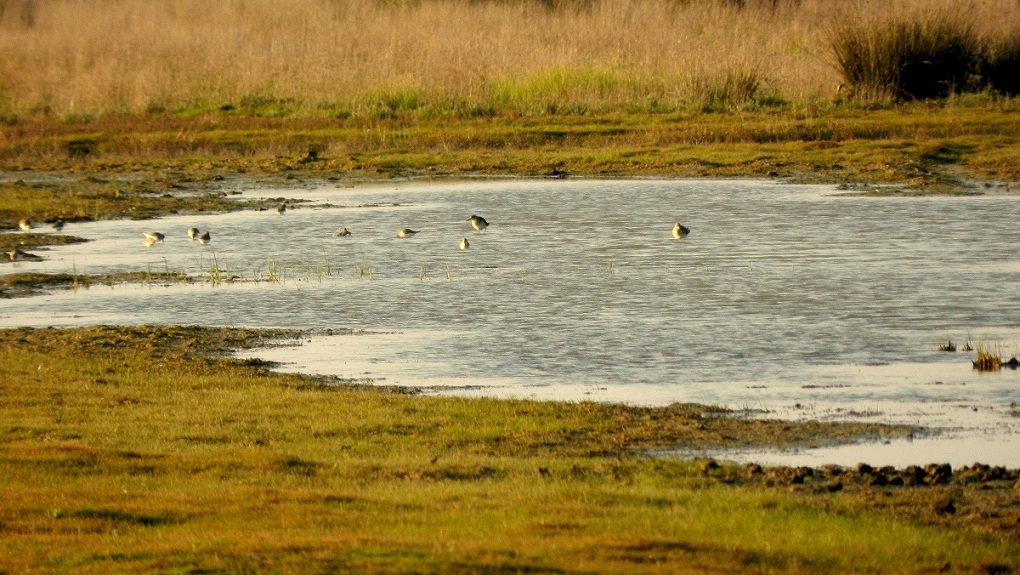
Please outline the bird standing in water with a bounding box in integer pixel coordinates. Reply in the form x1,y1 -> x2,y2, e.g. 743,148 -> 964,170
672,222 -> 690,238
51,220 -> 65,232
334,227 -> 351,237
460,237 -> 469,250
468,215 -> 489,232
198,231 -> 211,245
143,231 -> 165,243
188,227 -> 199,240
276,203 -> 287,215
395,228 -> 418,238
18,219 -> 31,232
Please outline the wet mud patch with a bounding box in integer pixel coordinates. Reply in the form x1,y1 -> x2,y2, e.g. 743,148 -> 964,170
0,271 -> 192,299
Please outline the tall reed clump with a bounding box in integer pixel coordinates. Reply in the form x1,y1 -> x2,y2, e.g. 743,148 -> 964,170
830,7 -> 985,101
984,27 -> 1020,96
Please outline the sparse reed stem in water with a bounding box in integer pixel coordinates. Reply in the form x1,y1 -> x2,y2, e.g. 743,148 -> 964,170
356,261 -> 374,280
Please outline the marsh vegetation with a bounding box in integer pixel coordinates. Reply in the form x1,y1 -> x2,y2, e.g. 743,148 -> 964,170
2,1 -> 1020,572
0,325 -> 1017,574
2,0 -> 1018,121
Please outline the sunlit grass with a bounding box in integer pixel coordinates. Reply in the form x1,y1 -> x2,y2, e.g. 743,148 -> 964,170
0,325 -> 1015,573
0,178 -> 258,231
2,0 -> 1017,123
972,341 -> 1019,371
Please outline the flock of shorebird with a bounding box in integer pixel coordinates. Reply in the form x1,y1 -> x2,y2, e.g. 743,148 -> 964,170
141,227 -> 213,248
17,218 -> 63,233
7,209 -> 691,262
333,213 -> 490,248
133,209 -> 494,251
6,218 -> 66,261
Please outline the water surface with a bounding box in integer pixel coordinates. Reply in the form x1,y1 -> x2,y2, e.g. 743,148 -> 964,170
3,179 -> 1018,466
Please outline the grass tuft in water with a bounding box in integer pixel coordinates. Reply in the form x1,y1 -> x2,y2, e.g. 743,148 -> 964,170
356,261 -> 375,280
208,250 -> 226,286
973,343 -> 1002,371
266,259 -> 284,284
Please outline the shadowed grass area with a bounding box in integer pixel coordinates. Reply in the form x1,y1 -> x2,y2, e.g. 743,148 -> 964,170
831,8 -> 985,101
0,325 -> 1017,574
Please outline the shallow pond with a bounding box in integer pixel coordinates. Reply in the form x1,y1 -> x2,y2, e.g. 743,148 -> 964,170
3,178 -> 1019,467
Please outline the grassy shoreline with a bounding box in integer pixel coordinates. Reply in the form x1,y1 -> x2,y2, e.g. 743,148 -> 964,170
2,102 -> 1020,573
4,105 -> 1020,184
1,325 -> 1017,574
3,104 -> 1019,235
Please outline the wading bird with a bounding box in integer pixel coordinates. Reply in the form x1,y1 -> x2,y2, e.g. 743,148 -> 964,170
18,219 -> 31,232
276,203 -> 287,215
198,231 -> 211,244
672,222 -> 690,239
334,227 -> 351,237
468,214 -> 489,232
143,231 -> 165,243
395,228 -> 418,238
188,227 -> 199,240
51,220 -> 65,232
460,237 -> 469,250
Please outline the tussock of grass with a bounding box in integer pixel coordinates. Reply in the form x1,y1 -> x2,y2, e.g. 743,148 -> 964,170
936,339 -> 956,352
985,27 -> 1020,96
831,7 -> 985,101
0,326 -> 1017,573
972,343 -> 1020,371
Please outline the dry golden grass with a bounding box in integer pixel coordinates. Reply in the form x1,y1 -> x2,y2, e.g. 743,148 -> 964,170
2,0 -> 1016,119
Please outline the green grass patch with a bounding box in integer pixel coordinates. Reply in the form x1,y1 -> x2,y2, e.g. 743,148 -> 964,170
3,104 -> 1019,195
0,325 -> 1017,573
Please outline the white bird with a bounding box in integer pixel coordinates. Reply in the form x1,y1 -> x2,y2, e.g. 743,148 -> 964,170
198,231 -> 211,245
395,228 -> 418,238
334,227 -> 352,237
188,227 -> 199,240
143,231 -> 165,243
18,219 -> 31,232
459,238 -> 469,250
468,214 -> 489,232
51,220 -> 65,232
672,222 -> 690,239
